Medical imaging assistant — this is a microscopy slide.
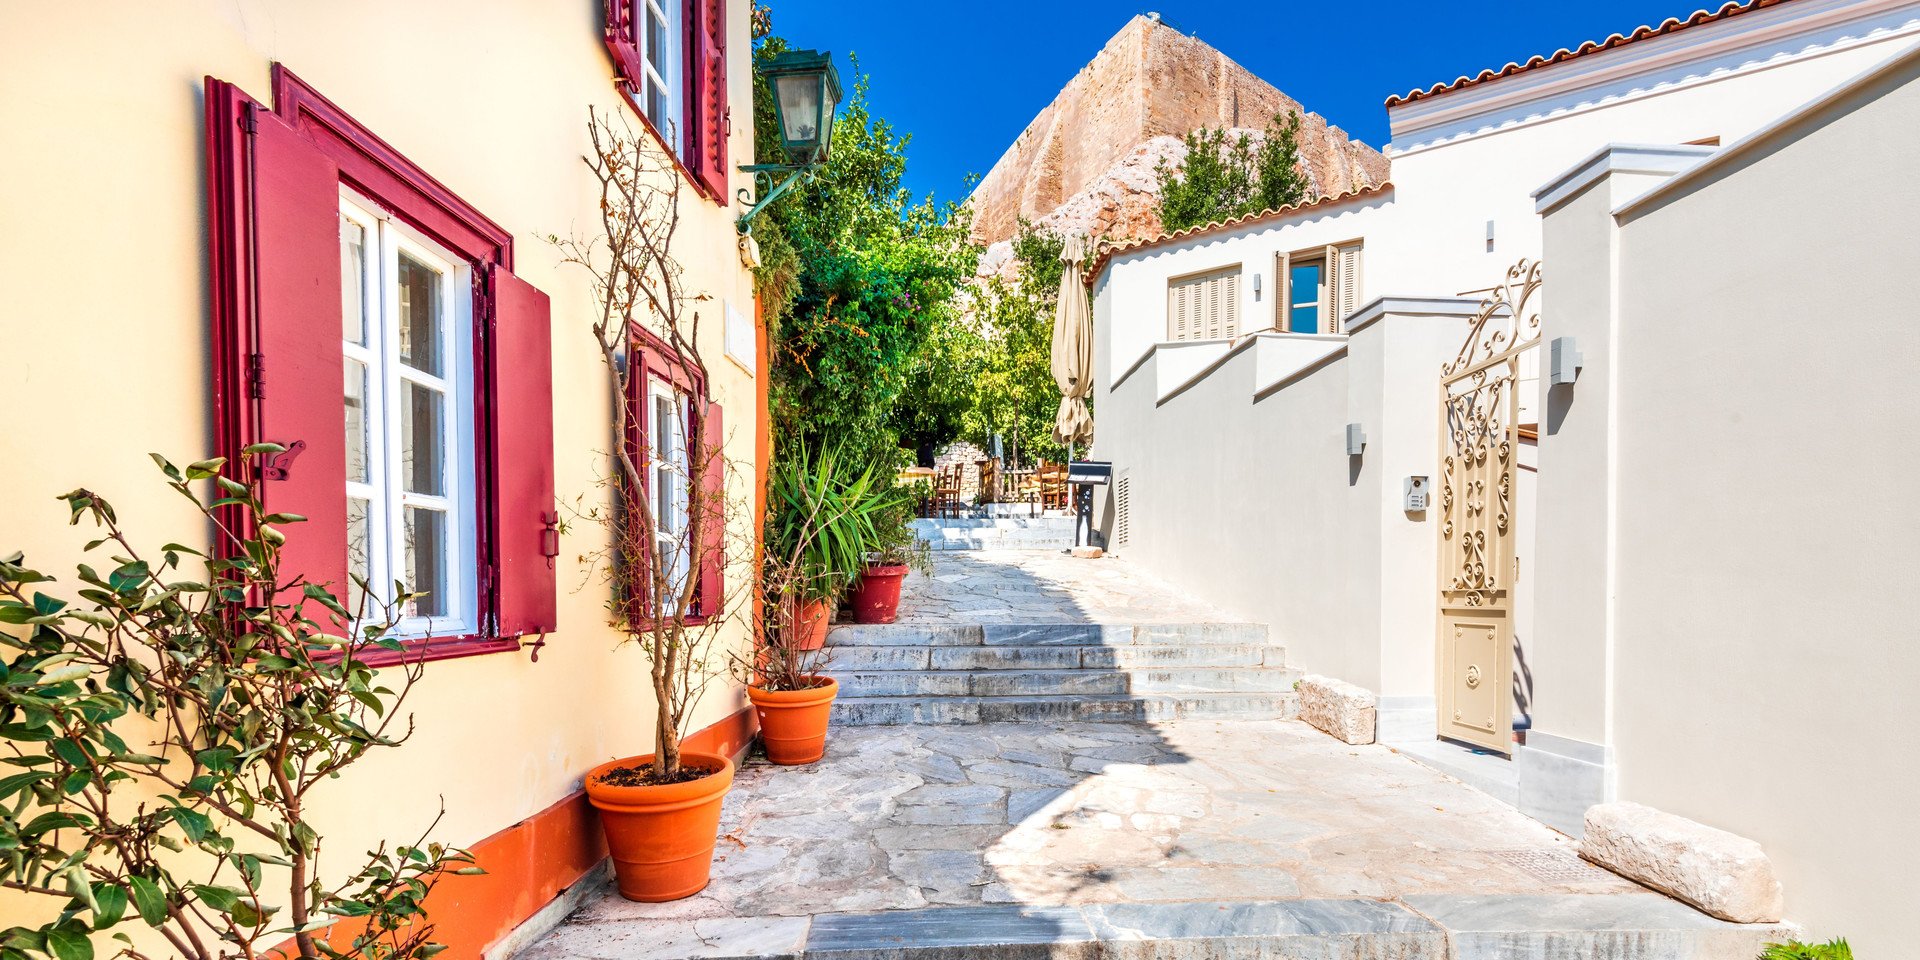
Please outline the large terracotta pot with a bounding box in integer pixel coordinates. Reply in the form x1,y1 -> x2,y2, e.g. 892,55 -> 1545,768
584,752 -> 734,902
792,598 -> 830,651
748,676 -> 839,765
850,563 -> 909,624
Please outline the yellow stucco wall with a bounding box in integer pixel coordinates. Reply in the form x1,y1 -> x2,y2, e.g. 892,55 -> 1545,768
0,0 -> 759,909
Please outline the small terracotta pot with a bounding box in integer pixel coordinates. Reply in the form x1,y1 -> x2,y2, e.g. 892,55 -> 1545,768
748,676 -> 839,765
792,598 -> 830,650
850,563 -> 909,624
584,752 -> 734,902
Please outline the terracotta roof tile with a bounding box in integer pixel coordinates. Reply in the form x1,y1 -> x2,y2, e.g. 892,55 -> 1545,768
1084,182 -> 1394,283
1384,0 -> 1800,108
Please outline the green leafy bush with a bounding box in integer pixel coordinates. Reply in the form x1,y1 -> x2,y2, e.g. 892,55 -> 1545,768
1155,111 -> 1307,234
0,450 -> 475,960
1759,939 -> 1853,960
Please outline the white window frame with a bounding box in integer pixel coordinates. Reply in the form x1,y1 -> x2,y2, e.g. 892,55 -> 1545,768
340,191 -> 478,640
633,0 -> 682,149
646,379 -> 693,611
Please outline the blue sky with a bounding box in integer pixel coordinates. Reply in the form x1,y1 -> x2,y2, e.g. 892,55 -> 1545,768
766,0 -> 1720,205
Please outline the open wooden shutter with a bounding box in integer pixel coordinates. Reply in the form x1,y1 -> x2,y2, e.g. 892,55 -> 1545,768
1275,252 -> 1291,332
206,78 -> 349,613
603,0 -> 646,98
693,399 -> 725,619
1333,244 -> 1363,332
488,264 -> 558,637
1220,271 -> 1240,339
688,0 -> 729,197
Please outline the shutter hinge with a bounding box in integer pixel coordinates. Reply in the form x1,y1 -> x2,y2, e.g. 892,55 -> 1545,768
239,103 -> 259,135
541,511 -> 561,566
247,352 -> 266,399
261,439 -> 306,481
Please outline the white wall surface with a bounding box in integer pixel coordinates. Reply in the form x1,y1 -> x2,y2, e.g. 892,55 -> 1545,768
1594,48 -> 1920,953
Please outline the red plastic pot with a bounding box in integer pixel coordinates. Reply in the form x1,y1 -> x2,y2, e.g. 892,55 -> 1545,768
850,563 -> 909,624
792,598 -> 830,650
584,752 -> 734,902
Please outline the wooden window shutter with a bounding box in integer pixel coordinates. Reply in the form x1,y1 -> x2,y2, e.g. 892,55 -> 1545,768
1275,252 -> 1290,332
206,78 -> 350,615
488,263 -> 558,637
603,0 -> 647,99
693,399 -> 725,619
688,0 -> 729,198
1167,281 -> 1186,341
1320,244 -> 1338,333
1222,271 -> 1240,339
1335,244 -> 1363,331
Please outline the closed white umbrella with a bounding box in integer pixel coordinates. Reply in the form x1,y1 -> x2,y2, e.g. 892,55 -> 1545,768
1050,234 -> 1094,457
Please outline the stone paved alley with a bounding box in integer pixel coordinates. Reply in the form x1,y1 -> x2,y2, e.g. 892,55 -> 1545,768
524,553 -> 1793,959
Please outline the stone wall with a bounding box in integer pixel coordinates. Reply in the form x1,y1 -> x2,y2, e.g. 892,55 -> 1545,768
967,14 -> 1389,251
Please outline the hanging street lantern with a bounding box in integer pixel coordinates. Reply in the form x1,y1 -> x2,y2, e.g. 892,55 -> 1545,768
736,48 -> 842,236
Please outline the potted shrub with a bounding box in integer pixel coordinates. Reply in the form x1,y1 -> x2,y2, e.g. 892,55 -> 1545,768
767,443 -> 890,649
744,551 -> 840,765
559,112 -> 748,902
851,494 -> 930,624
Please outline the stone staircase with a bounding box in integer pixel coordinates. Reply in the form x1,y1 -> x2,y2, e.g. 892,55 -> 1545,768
825,621 -> 1299,725
910,516 -> 1079,552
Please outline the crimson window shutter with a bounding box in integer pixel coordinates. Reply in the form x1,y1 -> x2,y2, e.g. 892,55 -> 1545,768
689,0 -> 729,197
488,264 -> 558,637
206,79 -> 350,614
695,399 -> 725,618
603,0 -> 645,96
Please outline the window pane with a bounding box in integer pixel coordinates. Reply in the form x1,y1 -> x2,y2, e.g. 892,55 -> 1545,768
404,506 -> 446,619
347,497 -> 370,616
344,358 -> 370,483
341,217 -> 366,345
1289,304 -> 1320,334
400,380 -> 445,496
646,78 -> 669,134
397,251 -> 443,376
1289,262 -> 1322,303
645,3 -> 668,73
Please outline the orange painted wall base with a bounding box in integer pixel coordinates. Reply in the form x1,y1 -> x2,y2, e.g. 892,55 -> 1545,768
296,705 -> 758,959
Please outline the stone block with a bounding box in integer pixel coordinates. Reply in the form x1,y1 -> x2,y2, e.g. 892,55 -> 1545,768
1577,802 -> 1785,923
1296,674 -> 1377,745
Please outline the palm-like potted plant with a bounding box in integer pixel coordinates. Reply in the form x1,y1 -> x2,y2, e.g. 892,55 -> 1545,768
766,443 -> 891,650
851,494 -> 930,624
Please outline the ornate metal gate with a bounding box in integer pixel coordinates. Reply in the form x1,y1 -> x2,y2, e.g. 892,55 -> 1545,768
1436,260 -> 1541,755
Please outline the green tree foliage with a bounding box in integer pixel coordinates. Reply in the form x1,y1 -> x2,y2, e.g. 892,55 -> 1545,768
1758,940 -> 1853,960
1155,111 -> 1307,234
960,222 -> 1085,464
0,450 -> 475,960
749,31 -> 978,466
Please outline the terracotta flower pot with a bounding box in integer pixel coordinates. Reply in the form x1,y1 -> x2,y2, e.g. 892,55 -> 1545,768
792,598 -> 830,651
850,563 -> 909,624
584,752 -> 734,902
748,676 -> 839,765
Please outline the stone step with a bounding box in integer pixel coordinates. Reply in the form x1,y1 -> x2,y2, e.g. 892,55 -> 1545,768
829,666 -> 1301,698
910,517 -> 1077,532
613,895 -> 1792,960
830,691 -> 1300,725
827,622 -> 1270,647
824,641 -> 1288,673
924,537 -> 1078,552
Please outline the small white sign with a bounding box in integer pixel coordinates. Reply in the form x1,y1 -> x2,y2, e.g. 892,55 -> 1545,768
724,299 -> 755,374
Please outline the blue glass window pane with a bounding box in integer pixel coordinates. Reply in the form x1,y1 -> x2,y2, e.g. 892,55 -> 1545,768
1290,304 -> 1320,333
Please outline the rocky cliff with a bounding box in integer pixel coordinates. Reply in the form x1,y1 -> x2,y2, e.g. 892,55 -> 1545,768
968,14 -> 1389,268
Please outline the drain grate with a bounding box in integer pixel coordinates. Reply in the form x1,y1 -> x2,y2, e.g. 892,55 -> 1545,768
1493,848 -> 1617,884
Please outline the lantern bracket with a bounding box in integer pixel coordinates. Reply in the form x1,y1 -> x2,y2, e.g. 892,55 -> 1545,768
735,162 -> 816,235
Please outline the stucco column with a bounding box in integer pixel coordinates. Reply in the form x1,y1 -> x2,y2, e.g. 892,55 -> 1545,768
1344,297 -> 1482,738
1524,145 -> 1714,827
